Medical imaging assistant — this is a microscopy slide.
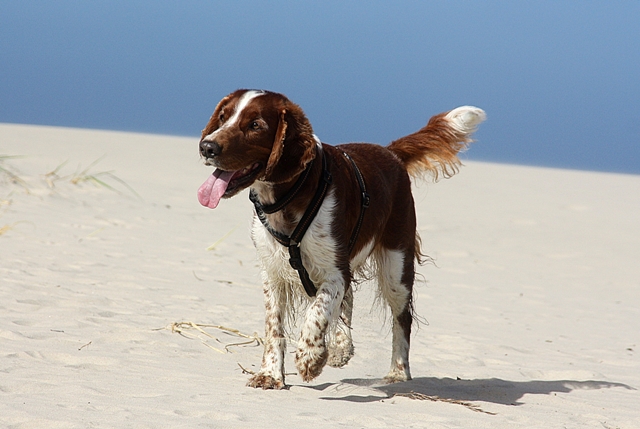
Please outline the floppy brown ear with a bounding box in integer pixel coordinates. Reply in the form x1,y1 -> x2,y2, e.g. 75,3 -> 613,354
297,132 -> 317,169
264,108 -> 288,178
201,94 -> 232,139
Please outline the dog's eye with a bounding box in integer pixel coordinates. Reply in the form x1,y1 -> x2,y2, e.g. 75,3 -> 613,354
219,112 -> 225,123
249,121 -> 261,131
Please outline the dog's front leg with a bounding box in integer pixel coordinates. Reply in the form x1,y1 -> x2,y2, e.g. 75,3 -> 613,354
295,275 -> 345,382
247,280 -> 287,390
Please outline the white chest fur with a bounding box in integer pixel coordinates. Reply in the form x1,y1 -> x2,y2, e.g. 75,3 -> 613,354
251,191 -> 339,294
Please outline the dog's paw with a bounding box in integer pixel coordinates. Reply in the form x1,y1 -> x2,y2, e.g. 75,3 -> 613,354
326,324 -> 354,368
247,373 -> 285,390
383,367 -> 412,384
327,342 -> 354,368
295,343 -> 328,382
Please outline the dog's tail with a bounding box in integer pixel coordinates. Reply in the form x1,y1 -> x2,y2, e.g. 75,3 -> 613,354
387,106 -> 486,180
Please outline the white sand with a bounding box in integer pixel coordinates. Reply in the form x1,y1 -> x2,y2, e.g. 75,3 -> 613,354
1,123 -> 639,428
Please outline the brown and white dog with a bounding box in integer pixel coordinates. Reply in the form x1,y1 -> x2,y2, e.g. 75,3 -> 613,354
198,89 -> 485,389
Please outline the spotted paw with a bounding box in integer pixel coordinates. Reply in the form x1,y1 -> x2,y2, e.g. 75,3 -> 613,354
247,373 -> 285,390
327,343 -> 354,368
295,343 -> 328,382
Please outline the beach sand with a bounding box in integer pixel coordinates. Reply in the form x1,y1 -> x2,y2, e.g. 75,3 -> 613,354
1,123 -> 639,428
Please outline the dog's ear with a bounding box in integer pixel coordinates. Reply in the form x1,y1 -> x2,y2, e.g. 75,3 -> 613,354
264,108 -> 287,178
281,103 -> 317,169
201,94 -> 232,139
295,124 -> 317,170
263,99 -> 317,183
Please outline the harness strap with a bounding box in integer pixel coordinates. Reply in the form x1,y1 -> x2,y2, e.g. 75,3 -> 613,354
258,157 -> 314,214
250,145 -> 332,297
341,151 -> 370,256
250,191 -> 291,246
287,151 -> 332,297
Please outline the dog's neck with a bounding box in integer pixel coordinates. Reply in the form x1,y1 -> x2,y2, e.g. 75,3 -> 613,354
250,144 -> 325,236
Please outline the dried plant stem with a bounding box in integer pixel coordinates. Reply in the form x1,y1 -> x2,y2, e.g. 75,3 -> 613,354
45,156 -> 141,199
237,363 -> 256,375
161,321 -> 264,354
206,226 -> 238,251
0,155 -> 29,190
0,220 -> 31,236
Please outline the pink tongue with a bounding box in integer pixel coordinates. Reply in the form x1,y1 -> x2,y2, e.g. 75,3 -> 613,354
198,169 -> 237,209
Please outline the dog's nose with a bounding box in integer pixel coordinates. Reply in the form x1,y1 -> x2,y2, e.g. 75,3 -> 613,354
200,140 -> 222,158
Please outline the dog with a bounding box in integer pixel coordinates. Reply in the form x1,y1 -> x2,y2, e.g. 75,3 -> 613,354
198,89 -> 485,389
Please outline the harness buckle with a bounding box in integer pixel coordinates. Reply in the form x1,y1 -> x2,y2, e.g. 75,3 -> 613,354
362,192 -> 370,208
288,244 -> 304,271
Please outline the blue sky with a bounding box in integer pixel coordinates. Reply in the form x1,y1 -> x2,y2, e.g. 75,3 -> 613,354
1,1 -> 639,174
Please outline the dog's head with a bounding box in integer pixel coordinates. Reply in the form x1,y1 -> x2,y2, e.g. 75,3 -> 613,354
198,89 -> 317,209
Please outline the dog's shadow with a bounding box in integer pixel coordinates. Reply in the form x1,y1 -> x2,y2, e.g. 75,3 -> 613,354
310,376 -> 635,405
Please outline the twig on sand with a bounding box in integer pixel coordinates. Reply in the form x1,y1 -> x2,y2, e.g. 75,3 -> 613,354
393,391 -> 497,415
206,226 -> 238,251
237,363 -> 296,377
159,321 -> 264,354
78,341 -> 92,351
237,362 -> 256,375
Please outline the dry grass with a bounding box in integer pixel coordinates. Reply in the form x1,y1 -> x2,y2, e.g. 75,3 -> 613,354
0,155 -> 29,191
1,155 -> 141,236
0,221 -> 30,236
159,321 -> 264,354
0,224 -> 13,236
237,362 -> 256,375
206,226 -> 238,251
1,154 -> 140,199
45,155 -> 141,199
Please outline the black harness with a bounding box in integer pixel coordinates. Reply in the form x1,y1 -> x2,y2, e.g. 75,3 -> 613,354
250,146 -> 368,297
341,150 -> 370,256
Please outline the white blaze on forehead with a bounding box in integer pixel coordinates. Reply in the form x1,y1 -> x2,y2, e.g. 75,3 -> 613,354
204,90 -> 265,140
224,90 -> 264,129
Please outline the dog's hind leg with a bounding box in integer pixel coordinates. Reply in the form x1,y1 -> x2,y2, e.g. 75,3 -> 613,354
375,246 -> 414,382
247,279 -> 287,390
327,286 -> 355,368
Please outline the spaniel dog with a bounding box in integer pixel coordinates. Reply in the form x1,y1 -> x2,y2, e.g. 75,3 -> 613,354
198,89 -> 485,389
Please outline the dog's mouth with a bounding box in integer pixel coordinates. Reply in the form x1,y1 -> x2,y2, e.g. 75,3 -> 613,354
198,162 -> 262,209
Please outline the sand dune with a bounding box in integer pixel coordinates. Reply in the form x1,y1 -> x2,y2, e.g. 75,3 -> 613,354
1,123 -> 639,428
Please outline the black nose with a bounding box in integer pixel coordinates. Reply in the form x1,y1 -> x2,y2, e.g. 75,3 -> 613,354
200,140 -> 222,158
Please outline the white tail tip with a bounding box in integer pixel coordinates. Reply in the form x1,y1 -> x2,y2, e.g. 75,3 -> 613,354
445,106 -> 486,134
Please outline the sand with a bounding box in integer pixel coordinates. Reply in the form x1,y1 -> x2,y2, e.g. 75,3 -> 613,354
1,123 -> 639,428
